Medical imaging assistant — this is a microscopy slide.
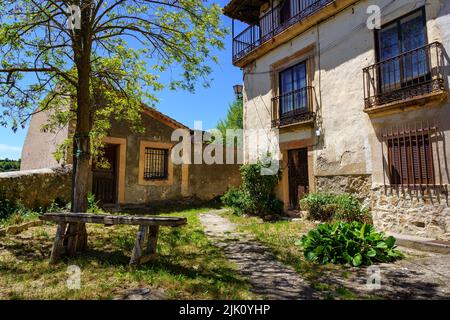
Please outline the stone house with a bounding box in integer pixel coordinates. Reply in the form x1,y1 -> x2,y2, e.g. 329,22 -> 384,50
20,105 -> 241,206
224,0 -> 450,240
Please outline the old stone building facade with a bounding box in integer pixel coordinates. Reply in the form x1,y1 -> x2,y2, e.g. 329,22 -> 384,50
20,106 -> 241,206
224,0 -> 450,240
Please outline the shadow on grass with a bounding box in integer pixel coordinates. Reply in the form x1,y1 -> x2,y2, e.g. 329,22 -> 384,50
117,199 -> 223,216
1,208 -> 252,299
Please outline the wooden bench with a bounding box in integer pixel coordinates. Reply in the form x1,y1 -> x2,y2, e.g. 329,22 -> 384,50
40,213 -> 187,266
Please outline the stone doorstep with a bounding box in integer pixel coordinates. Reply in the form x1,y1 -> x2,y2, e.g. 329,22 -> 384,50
0,220 -> 44,236
387,232 -> 450,255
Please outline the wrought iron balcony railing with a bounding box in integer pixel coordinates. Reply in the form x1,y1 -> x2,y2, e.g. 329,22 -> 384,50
232,0 -> 334,62
363,42 -> 446,110
272,86 -> 315,128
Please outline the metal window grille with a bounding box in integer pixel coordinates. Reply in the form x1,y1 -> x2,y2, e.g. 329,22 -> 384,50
144,148 -> 168,180
381,121 -> 446,196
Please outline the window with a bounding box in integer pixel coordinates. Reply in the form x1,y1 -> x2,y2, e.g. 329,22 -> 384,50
143,147 -> 168,180
386,132 -> 434,186
279,61 -> 308,117
377,8 -> 429,93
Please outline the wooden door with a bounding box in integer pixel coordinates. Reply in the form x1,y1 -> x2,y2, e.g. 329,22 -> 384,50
288,148 -> 309,209
92,144 -> 118,205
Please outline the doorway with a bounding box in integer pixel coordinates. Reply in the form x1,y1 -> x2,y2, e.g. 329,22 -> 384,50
288,148 -> 309,209
92,144 -> 118,205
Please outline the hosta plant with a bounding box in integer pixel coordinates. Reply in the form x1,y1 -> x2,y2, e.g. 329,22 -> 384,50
298,221 -> 403,267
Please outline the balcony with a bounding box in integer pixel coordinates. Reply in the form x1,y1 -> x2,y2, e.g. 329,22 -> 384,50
363,42 -> 447,115
272,86 -> 315,128
230,0 -> 336,65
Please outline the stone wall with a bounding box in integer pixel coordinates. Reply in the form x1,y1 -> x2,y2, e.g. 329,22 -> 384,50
188,162 -> 242,201
315,174 -> 372,203
371,185 -> 450,241
0,166 -> 72,209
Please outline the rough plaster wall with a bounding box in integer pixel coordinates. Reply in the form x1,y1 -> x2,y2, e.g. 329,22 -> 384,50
20,108 -> 69,170
108,114 -> 184,204
188,162 -> 241,200
241,0 -> 450,239
242,0 -> 450,181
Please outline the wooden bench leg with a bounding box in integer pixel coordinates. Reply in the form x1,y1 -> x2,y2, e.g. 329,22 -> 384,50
146,225 -> 159,258
50,222 -> 67,264
130,225 -> 148,266
65,222 -> 88,256
129,225 -> 160,266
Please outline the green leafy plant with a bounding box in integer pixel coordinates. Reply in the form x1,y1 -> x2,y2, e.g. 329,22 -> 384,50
298,221 -> 403,267
299,192 -> 336,221
0,194 -> 15,220
222,161 -> 283,217
87,193 -> 103,214
300,192 -> 371,223
220,188 -> 253,216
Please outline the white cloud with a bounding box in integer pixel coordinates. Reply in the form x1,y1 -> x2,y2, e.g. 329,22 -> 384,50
0,144 -> 22,160
0,144 -> 22,152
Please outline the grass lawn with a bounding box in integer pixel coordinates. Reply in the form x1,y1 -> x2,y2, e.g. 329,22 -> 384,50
220,210 -> 381,300
0,207 -> 254,300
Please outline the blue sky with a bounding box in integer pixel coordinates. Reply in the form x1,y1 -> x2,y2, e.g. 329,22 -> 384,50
0,0 -> 243,160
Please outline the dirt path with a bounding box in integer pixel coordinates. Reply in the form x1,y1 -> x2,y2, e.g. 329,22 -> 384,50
200,210 -> 450,300
199,210 -> 318,300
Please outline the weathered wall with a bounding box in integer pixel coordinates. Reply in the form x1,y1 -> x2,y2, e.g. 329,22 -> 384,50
0,166 -> 72,209
188,162 -> 242,200
315,174 -> 372,203
241,0 -> 450,239
108,113 -> 185,203
21,106 -> 70,171
107,114 -> 242,204
371,186 -> 450,241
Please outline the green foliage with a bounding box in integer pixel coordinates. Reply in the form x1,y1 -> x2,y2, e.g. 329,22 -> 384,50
220,188 -> 253,216
299,193 -> 336,221
222,161 -> 283,217
87,193 -> 103,214
0,158 -> 20,172
0,0 -> 227,158
0,191 -> 15,219
299,221 -> 404,267
300,192 -> 371,223
0,195 -> 39,227
216,98 -> 243,145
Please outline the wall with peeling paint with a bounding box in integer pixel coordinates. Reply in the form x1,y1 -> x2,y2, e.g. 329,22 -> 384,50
242,0 -> 450,239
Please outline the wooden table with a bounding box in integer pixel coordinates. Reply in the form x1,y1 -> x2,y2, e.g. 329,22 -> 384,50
40,213 -> 187,266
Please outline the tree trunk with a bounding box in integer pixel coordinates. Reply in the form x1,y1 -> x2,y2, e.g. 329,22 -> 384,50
66,0 -> 93,255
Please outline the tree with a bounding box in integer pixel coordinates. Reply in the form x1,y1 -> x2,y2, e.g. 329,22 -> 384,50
216,97 -> 243,139
0,0 -> 226,254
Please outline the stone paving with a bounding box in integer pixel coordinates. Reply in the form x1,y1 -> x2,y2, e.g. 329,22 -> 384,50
199,210 -> 318,300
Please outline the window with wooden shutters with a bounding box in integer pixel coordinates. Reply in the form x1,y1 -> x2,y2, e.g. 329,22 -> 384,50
382,122 -> 441,191
143,148 -> 168,180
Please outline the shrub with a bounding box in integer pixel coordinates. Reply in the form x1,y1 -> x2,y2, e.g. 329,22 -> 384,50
298,221 -> 403,267
300,192 -> 370,223
299,192 -> 336,221
222,161 -> 283,216
333,194 -> 371,223
221,188 -> 254,216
